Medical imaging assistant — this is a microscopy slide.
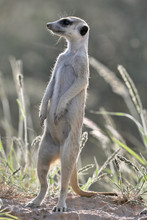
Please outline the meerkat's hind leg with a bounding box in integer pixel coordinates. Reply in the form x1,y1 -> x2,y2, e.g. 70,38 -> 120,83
26,132 -> 59,208
53,132 -> 80,212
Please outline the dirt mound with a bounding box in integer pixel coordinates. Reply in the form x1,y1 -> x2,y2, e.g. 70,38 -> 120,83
0,193 -> 146,220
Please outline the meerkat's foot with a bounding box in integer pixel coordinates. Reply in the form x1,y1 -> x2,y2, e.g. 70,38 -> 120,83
52,204 -> 67,212
25,202 -> 39,208
52,200 -> 67,212
52,206 -> 67,212
25,198 -> 42,208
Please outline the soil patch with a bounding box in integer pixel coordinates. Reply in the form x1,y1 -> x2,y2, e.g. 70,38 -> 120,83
1,193 -> 147,220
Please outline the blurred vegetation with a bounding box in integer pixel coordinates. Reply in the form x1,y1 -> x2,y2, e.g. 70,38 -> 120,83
0,0 -> 147,192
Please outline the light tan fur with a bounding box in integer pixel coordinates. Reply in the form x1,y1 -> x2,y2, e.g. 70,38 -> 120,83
26,16 -> 117,212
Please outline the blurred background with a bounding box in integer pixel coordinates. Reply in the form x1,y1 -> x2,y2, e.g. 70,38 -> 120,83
0,0 -> 147,189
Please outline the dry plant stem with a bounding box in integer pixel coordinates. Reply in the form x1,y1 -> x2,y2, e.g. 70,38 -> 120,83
9,57 -> 29,166
0,137 -> 7,161
140,112 -> 147,149
118,65 -> 147,148
135,180 -> 145,196
117,155 -> 140,173
138,112 -> 147,148
78,132 -> 88,184
117,65 -> 142,114
0,72 -> 12,138
140,112 -> 147,138
18,71 -> 29,166
18,105 -> 23,139
98,149 -> 120,176
25,97 -> 35,141
9,57 -> 23,139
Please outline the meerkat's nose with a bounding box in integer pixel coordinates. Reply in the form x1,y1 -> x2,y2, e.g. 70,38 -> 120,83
46,23 -> 52,29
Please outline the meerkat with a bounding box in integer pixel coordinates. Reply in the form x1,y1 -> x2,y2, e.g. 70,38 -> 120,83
26,16 -> 117,212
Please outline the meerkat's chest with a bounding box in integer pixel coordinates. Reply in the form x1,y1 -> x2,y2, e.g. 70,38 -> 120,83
56,62 -> 75,82
53,63 -> 75,98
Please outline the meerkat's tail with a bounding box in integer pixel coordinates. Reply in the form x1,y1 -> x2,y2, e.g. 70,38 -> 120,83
70,164 -> 117,197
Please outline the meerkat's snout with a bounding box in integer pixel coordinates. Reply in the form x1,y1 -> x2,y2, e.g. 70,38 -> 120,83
46,21 -> 65,36
46,23 -> 52,29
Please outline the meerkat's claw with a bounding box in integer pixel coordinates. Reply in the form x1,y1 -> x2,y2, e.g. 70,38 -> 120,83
52,206 -> 67,212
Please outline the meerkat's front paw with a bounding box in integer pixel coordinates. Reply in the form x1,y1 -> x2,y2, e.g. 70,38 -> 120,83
39,113 -> 47,127
54,110 -> 64,124
54,106 -> 67,124
39,106 -> 47,126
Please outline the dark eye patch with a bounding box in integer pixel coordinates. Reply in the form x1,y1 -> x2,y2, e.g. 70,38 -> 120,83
80,25 -> 88,36
59,19 -> 73,26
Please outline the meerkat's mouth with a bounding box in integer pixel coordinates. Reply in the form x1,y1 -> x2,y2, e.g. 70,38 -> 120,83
51,30 -> 65,34
46,23 -> 65,35
47,28 -> 65,36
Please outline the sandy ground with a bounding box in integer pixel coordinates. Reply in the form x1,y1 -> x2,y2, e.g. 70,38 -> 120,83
1,193 -> 147,220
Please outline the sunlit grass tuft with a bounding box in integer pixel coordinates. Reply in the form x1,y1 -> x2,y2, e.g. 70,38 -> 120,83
90,58 -> 147,204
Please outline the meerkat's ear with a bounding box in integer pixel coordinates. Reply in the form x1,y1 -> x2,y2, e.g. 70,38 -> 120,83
80,25 -> 89,36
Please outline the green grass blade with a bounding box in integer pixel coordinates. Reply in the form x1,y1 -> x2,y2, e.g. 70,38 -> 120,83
0,217 -> 18,220
113,137 -> 147,166
109,178 -> 122,191
91,110 -> 147,149
0,138 -> 7,160
7,142 -> 15,172
144,135 -> 147,146
16,98 -> 25,119
2,213 -> 18,219
0,208 -> 18,220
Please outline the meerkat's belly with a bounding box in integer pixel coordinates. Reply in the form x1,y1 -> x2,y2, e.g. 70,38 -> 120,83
47,64 -> 79,142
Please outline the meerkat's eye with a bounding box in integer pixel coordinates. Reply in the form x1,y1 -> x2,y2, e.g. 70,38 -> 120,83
60,19 -> 73,26
80,25 -> 88,36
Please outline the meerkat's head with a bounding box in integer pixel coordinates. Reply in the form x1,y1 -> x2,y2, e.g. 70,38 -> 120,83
46,17 -> 89,42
